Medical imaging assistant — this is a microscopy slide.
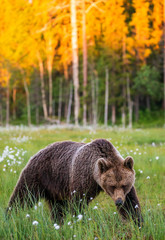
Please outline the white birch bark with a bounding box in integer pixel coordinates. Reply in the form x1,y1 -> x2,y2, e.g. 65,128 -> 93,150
82,0 -> 87,126
104,67 -> 109,126
127,75 -> 133,129
70,0 -> 79,126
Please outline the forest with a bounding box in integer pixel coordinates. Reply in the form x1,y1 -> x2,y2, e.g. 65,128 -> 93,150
0,0 -> 164,127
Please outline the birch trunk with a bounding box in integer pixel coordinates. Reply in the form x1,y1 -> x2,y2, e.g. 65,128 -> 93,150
6,76 -> 10,127
47,59 -> 53,117
91,70 -> 96,126
12,88 -> 16,120
58,78 -> 62,123
104,67 -> 109,126
135,94 -> 139,122
0,103 -> 2,125
46,38 -> 54,117
70,0 -> 79,126
82,0 -> 87,126
112,104 -> 116,125
127,75 -> 133,129
67,82 -> 73,124
23,77 -> 31,126
37,51 -> 48,119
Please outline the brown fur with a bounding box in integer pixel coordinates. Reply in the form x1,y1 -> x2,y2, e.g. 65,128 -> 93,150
7,139 -> 143,225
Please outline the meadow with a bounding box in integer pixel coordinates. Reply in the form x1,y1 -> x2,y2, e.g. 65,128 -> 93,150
0,126 -> 164,240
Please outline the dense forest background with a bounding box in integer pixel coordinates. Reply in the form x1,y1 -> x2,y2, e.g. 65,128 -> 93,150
0,0 -> 164,127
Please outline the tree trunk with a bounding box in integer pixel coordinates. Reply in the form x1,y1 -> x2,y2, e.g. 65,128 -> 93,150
67,82 -> 73,124
146,96 -> 150,110
12,88 -> 16,120
91,69 -> 96,126
23,77 -> 31,126
35,70 -> 40,125
6,76 -> 10,127
95,71 -> 99,124
37,51 -> 48,119
58,78 -> 62,123
135,94 -> 139,122
82,0 -> 87,126
104,67 -> 109,126
0,103 -> 2,125
70,0 -> 79,126
112,104 -> 116,125
122,34 -> 126,128
47,59 -> 53,117
127,75 -> 133,129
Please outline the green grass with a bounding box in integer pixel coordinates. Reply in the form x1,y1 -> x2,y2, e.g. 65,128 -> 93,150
0,127 -> 165,240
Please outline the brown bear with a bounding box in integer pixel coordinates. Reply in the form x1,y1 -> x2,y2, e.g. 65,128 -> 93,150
7,139 -> 143,225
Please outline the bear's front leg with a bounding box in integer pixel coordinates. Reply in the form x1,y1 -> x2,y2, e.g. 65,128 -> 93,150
117,186 -> 143,226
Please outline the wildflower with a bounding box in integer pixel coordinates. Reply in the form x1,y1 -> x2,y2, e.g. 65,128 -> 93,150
3,168 -> 6,171
146,176 -> 150,179
135,205 -> 138,209
38,202 -> 42,206
157,203 -> 160,206
77,214 -> 83,221
147,209 -> 151,212
139,153 -> 142,155
32,221 -> 39,226
90,197 -> 93,200
156,156 -> 159,160
134,152 -> 137,155
113,212 -> 116,215
34,205 -> 37,210
14,170 -> 16,173
93,206 -> 98,210
88,218 -> 92,221
73,235 -> 76,238
54,223 -> 60,230
139,227 -> 141,229
68,221 -> 71,225
26,214 -> 30,218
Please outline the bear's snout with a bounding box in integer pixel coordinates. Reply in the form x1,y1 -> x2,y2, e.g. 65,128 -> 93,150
115,198 -> 123,206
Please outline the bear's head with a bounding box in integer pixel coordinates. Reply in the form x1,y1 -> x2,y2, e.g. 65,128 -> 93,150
94,156 -> 135,206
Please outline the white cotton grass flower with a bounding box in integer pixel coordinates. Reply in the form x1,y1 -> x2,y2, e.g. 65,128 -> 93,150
93,206 -> 98,209
146,176 -> 150,179
54,223 -> 60,230
26,214 -> 30,218
32,220 -> 39,226
77,214 -> 83,221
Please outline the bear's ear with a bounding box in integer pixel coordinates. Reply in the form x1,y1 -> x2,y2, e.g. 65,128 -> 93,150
97,158 -> 112,174
124,156 -> 134,170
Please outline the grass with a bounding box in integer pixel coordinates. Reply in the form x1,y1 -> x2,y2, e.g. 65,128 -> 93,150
0,126 -> 165,240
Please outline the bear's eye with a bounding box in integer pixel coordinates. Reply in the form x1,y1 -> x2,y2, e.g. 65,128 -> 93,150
122,185 -> 127,193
